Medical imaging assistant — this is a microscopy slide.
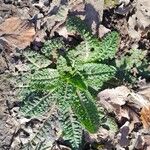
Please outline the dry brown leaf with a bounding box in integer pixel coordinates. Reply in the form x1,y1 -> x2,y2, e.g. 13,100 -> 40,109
97,86 -> 130,111
0,17 -> 35,50
117,121 -> 130,147
128,132 -> 145,150
57,26 -> 68,38
98,86 -> 131,121
128,107 -> 140,132
138,86 -> 150,101
143,134 -> 150,149
140,105 -> 150,129
128,92 -> 150,110
98,86 -> 130,106
136,0 -> 150,29
98,25 -> 110,38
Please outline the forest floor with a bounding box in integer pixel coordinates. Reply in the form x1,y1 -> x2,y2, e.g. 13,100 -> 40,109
0,0 -> 150,150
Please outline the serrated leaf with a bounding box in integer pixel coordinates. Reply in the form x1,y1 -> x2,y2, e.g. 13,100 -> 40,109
116,49 -> 147,70
79,63 -> 116,91
58,83 -> 82,149
21,107 -> 59,150
59,104 -> 82,150
98,31 -> 119,60
28,69 -> 59,92
24,50 -> 51,69
19,15 -> 121,150
72,90 -> 100,133
20,91 -> 56,117
57,55 -> 72,75
66,16 -> 119,63
66,15 -> 92,37
41,38 -> 64,57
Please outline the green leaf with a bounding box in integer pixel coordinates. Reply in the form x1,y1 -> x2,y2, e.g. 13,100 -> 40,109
79,63 -> 116,91
41,38 -> 64,57
66,16 -> 119,63
58,83 -> 82,149
19,14 -> 121,150
69,32 -> 119,64
66,15 -> 92,38
116,49 -> 147,70
19,69 -> 59,117
97,31 -> 119,60
59,103 -> 82,150
103,116 -> 118,132
24,50 -> 51,69
57,55 -> 72,74
20,91 -> 56,117
69,73 -> 87,91
21,106 -> 59,150
72,90 -> 100,133
28,69 -> 59,92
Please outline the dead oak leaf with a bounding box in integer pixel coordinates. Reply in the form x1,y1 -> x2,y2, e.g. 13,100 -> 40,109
140,105 -> 150,129
0,17 -> 35,51
138,85 -> 150,101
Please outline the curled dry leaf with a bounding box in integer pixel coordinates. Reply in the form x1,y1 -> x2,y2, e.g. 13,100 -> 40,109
128,92 -> 150,110
127,87 -> 150,130
140,105 -> 150,129
0,17 -> 36,51
98,86 -> 144,133
138,85 -> 150,101
98,86 -> 130,106
97,86 -> 130,120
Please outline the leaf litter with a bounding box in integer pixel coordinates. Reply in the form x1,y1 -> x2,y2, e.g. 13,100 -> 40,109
0,0 -> 150,149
